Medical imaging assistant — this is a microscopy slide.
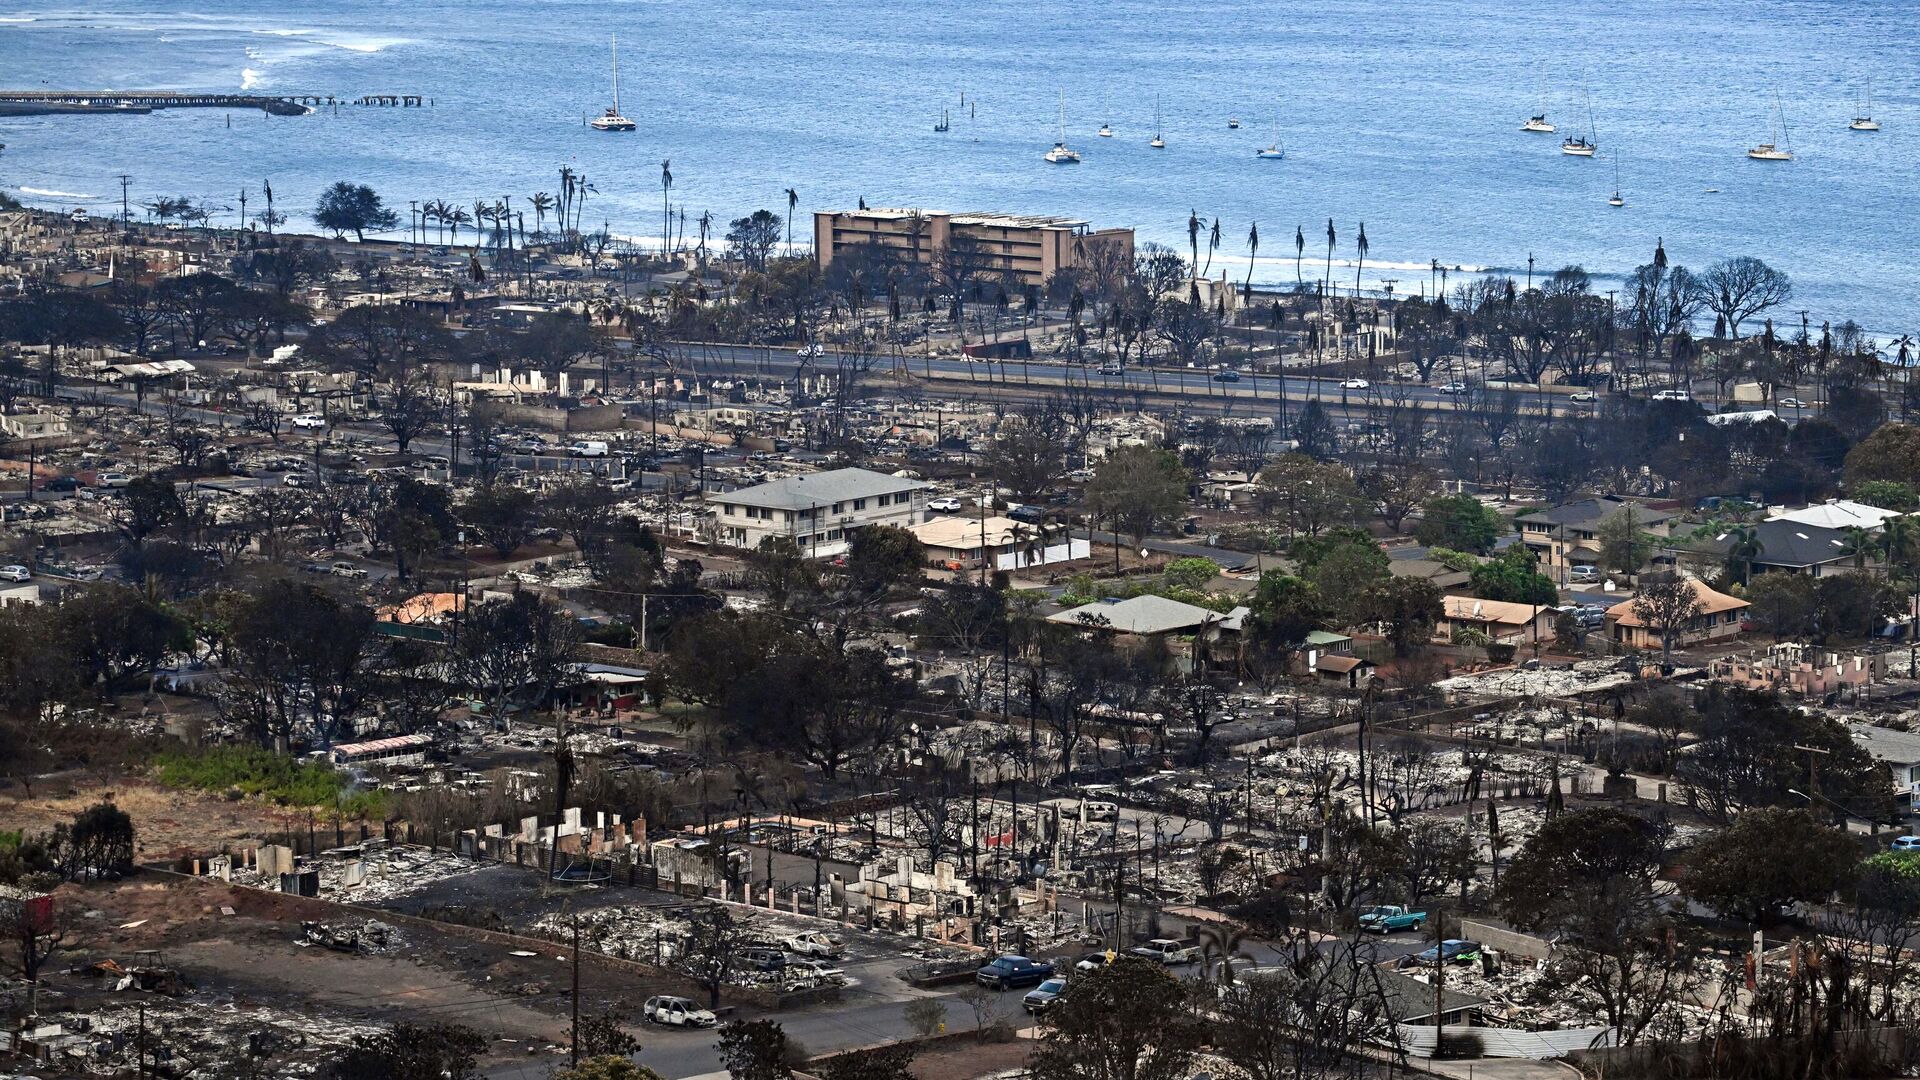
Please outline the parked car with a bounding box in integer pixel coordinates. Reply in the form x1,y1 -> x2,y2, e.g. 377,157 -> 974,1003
1357,905 -> 1427,933
1652,389 -> 1692,401
0,565 -> 32,582
740,947 -> 787,972
567,440 -> 611,458
976,955 -> 1054,990
39,476 -> 81,493
301,562 -> 333,574
1339,378 -> 1370,390
783,931 -> 842,959
797,343 -> 825,359
1212,368 -> 1241,382
1569,390 -> 1598,402
1128,938 -> 1201,965
1569,564 -> 1600,583
785,958 -> 846,981
643,995 -> 716,1027
1098,361 -> 1124,376
1416,939 -> 1482,965
1074,950 -> 1117,973
927,497 -> 963,513
291,414 -> 327,429
1437,382 -> 1468,395
1024,977 -> 1069,1014
1778,396 -> 1808,408
329,562 -> 369,579
1892,836 -> 1920,852
97,472 -> 132,488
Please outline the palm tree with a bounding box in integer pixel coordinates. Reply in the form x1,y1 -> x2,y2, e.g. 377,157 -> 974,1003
1723,524 -> 1763,585
1187,210 -> 1201,275
1244,221 -> 1259,301
262,180 -> 275,238
445,206 -> 471,245
1880,516 -> 1919,583
1192,922 -> 1252,984
660,160 -> 674,256
1294,224 -> 1305,286
1322,218 -> 1337,303
1353,221 -> 1369,296
784,187 -> 798,253
530,192 -> 554,239
1841,525 -> 1877,572
1204,217 -> 1221,279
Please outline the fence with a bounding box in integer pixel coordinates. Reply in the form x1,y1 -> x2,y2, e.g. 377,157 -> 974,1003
1394,1023 -> 1615,1059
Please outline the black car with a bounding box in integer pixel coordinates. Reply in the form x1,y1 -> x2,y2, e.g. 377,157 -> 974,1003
976,955 -> 1054,990
739,947 -> 787,972
39,476 -> 81,493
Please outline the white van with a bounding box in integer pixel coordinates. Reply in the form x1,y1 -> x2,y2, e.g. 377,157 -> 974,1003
567,440 -> 610,458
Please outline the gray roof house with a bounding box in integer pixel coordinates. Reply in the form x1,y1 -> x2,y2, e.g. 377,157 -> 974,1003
1678,519 -> 1866,577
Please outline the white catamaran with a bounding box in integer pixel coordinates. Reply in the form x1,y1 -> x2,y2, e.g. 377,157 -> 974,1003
590,34 -> 636,131
1044,92 -> 1081,164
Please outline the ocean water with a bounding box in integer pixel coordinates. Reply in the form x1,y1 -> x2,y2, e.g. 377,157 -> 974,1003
0,0 -> 1914,335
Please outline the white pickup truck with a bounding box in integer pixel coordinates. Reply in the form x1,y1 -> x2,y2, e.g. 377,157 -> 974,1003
1127,938 -> 1201,965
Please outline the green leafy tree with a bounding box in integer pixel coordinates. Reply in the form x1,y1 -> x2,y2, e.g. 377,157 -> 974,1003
324,1021 -> 488,1080
1031,959 -> 1203,1080
715,1019 -> 794,1080
1468,547 -> 1559,606
1086,446 -> 1188,550
1596,508 -> 1656,579
1681,808 -> 1856,924
459,484 -> 538,558
555,1059 -> 665,1080
1413,494 -> 1503,554
312,181 -> 401,242
1844,423 -> 1920,486
1366,577 -> 1444,656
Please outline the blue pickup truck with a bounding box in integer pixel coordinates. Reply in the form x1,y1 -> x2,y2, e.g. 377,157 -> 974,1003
1358,905 -> 1428,933
976,955 -> 1055,990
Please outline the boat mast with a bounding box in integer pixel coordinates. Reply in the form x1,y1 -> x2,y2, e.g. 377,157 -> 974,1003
610,34 -> 621,115
1775,90 -> 1790,151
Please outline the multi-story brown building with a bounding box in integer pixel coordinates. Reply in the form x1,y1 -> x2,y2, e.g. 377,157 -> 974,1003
812,208 -> 1133,288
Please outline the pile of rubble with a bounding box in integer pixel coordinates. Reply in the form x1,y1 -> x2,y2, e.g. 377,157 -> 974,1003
1436,659 -> 1638,699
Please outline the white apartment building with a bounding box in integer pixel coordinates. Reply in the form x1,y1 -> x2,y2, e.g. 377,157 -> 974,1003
708,467 -> 929,558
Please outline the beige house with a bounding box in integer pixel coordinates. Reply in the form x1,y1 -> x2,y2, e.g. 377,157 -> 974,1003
707,467 -> 928,558
1603,579 -> 1748,650
813,208 -> 1134,288
1518,496 -> 1672,582
909,515 -> 1087,571
1435,596 -> 1556,646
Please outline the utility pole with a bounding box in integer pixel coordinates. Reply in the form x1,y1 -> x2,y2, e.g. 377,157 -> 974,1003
117,174 -> 132,226
570,915 -> 582,1067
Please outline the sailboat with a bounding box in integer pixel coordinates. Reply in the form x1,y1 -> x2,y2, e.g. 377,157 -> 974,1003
1149,97 -> 1165,148
1561,82 -> 1596,155
934,109 -> 950,133
1748,91 -> 1793,160
1850,77 -> 1880,131
1044,91 -> 1081,164
1256,114 -> 1284,159
1522,63 -> 1555,132
1608,150 -> 1624,206
589,34 -> 636,131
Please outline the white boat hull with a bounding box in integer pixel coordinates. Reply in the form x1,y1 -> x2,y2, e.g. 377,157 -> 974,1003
1562,144 -> 1596,156
1522,119 -> 1555,133
1256,148 -> 1284,159
1850,118 -> 1880,131
591,116 -> 635,131
1747,145 -> 1791,160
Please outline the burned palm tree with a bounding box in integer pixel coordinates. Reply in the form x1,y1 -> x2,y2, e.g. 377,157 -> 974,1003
1243,222 -> 1259,301
1353,221 -> 1369,296
660,160 -> 674,256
